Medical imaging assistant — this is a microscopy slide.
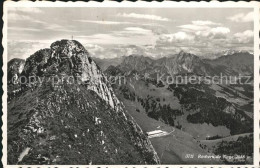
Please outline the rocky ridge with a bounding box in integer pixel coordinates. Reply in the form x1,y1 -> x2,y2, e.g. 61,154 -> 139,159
115,51 -> 224,76
97,50 -> 253,77
7,40 -> 160,164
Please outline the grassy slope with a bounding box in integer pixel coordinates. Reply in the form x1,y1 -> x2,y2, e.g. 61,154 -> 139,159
121,98 -> 222,164
200,133 -> 252,150
126,80 -> 231,140
175,111 -> 231,140
7,84 -> 155,165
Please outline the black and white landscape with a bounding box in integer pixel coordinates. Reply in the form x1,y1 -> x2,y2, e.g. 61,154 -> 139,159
7,7 -> 254,165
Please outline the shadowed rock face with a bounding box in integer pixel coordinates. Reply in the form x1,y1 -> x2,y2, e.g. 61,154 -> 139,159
8,58 -> 25,84
7,58 -> 26,101
8,40 -> 160,165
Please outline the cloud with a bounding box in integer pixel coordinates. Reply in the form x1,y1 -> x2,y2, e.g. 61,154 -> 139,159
209,27 -> 230,39
83,44 -> 148,59
178,19 -> 231,39
8,13 -> 46,25
116,45 -> 143,56
208,29 -> 253,51
74,20 -> 133,25
8,27 -> 41,32
180,22 -> 230,39
233,30 -> 253,43
178,20 -> 221,32
84,44 -> 105,57
148,26 -> 169,35
117,13 -> 170,21
8,7 -> 43,13
8,40 -> 50,61
227,12 -> 254,22
122,27 -> 152,35
87,44 -> 182,59
8,13 -> 32,21
85,44 -> 104,51
76,27 -> 157,46
156,25 -> 232,55
178,24 -> 209,32
106,27 -> 153,37
32,20 -> 47,24
170,32 -> 194,41
211,27 -> 230,34
44,23 -> 79,32
192,20 -> 221,26
158,32 -> 195,44
8,8 -> 45,24
98,43 -> 205,58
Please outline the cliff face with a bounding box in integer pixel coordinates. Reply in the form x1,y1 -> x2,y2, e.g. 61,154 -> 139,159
8,40 -> 160,165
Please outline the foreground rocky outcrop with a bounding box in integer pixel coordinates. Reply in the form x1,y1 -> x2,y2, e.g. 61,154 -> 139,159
8,40 -> 160,165
7,58 -> 25,84
7,58 -> 26,100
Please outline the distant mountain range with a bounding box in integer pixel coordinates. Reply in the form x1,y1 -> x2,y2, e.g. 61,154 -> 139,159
200,50 -> 253,60
204,52 -> 253,75
93,50 -> 253,76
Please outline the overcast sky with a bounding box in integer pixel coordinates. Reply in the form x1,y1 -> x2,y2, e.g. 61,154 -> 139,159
7,7 -> 254,60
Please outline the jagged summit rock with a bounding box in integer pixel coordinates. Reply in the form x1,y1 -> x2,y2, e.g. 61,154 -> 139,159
7,39 -> 160,165
20,40 -> 122,110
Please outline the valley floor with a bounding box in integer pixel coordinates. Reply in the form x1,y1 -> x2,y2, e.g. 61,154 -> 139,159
123,99 -> 222,164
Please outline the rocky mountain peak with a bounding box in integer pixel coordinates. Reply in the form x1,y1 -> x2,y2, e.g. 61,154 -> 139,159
8,39 -> 160,164
50,40 -> 87,56
178,50 -> 188,56
49,40 -> 91,78
159,50 -> 207,75
20,40 -> 122,111
177,50 -> 197,60
120,54 -> 154,72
